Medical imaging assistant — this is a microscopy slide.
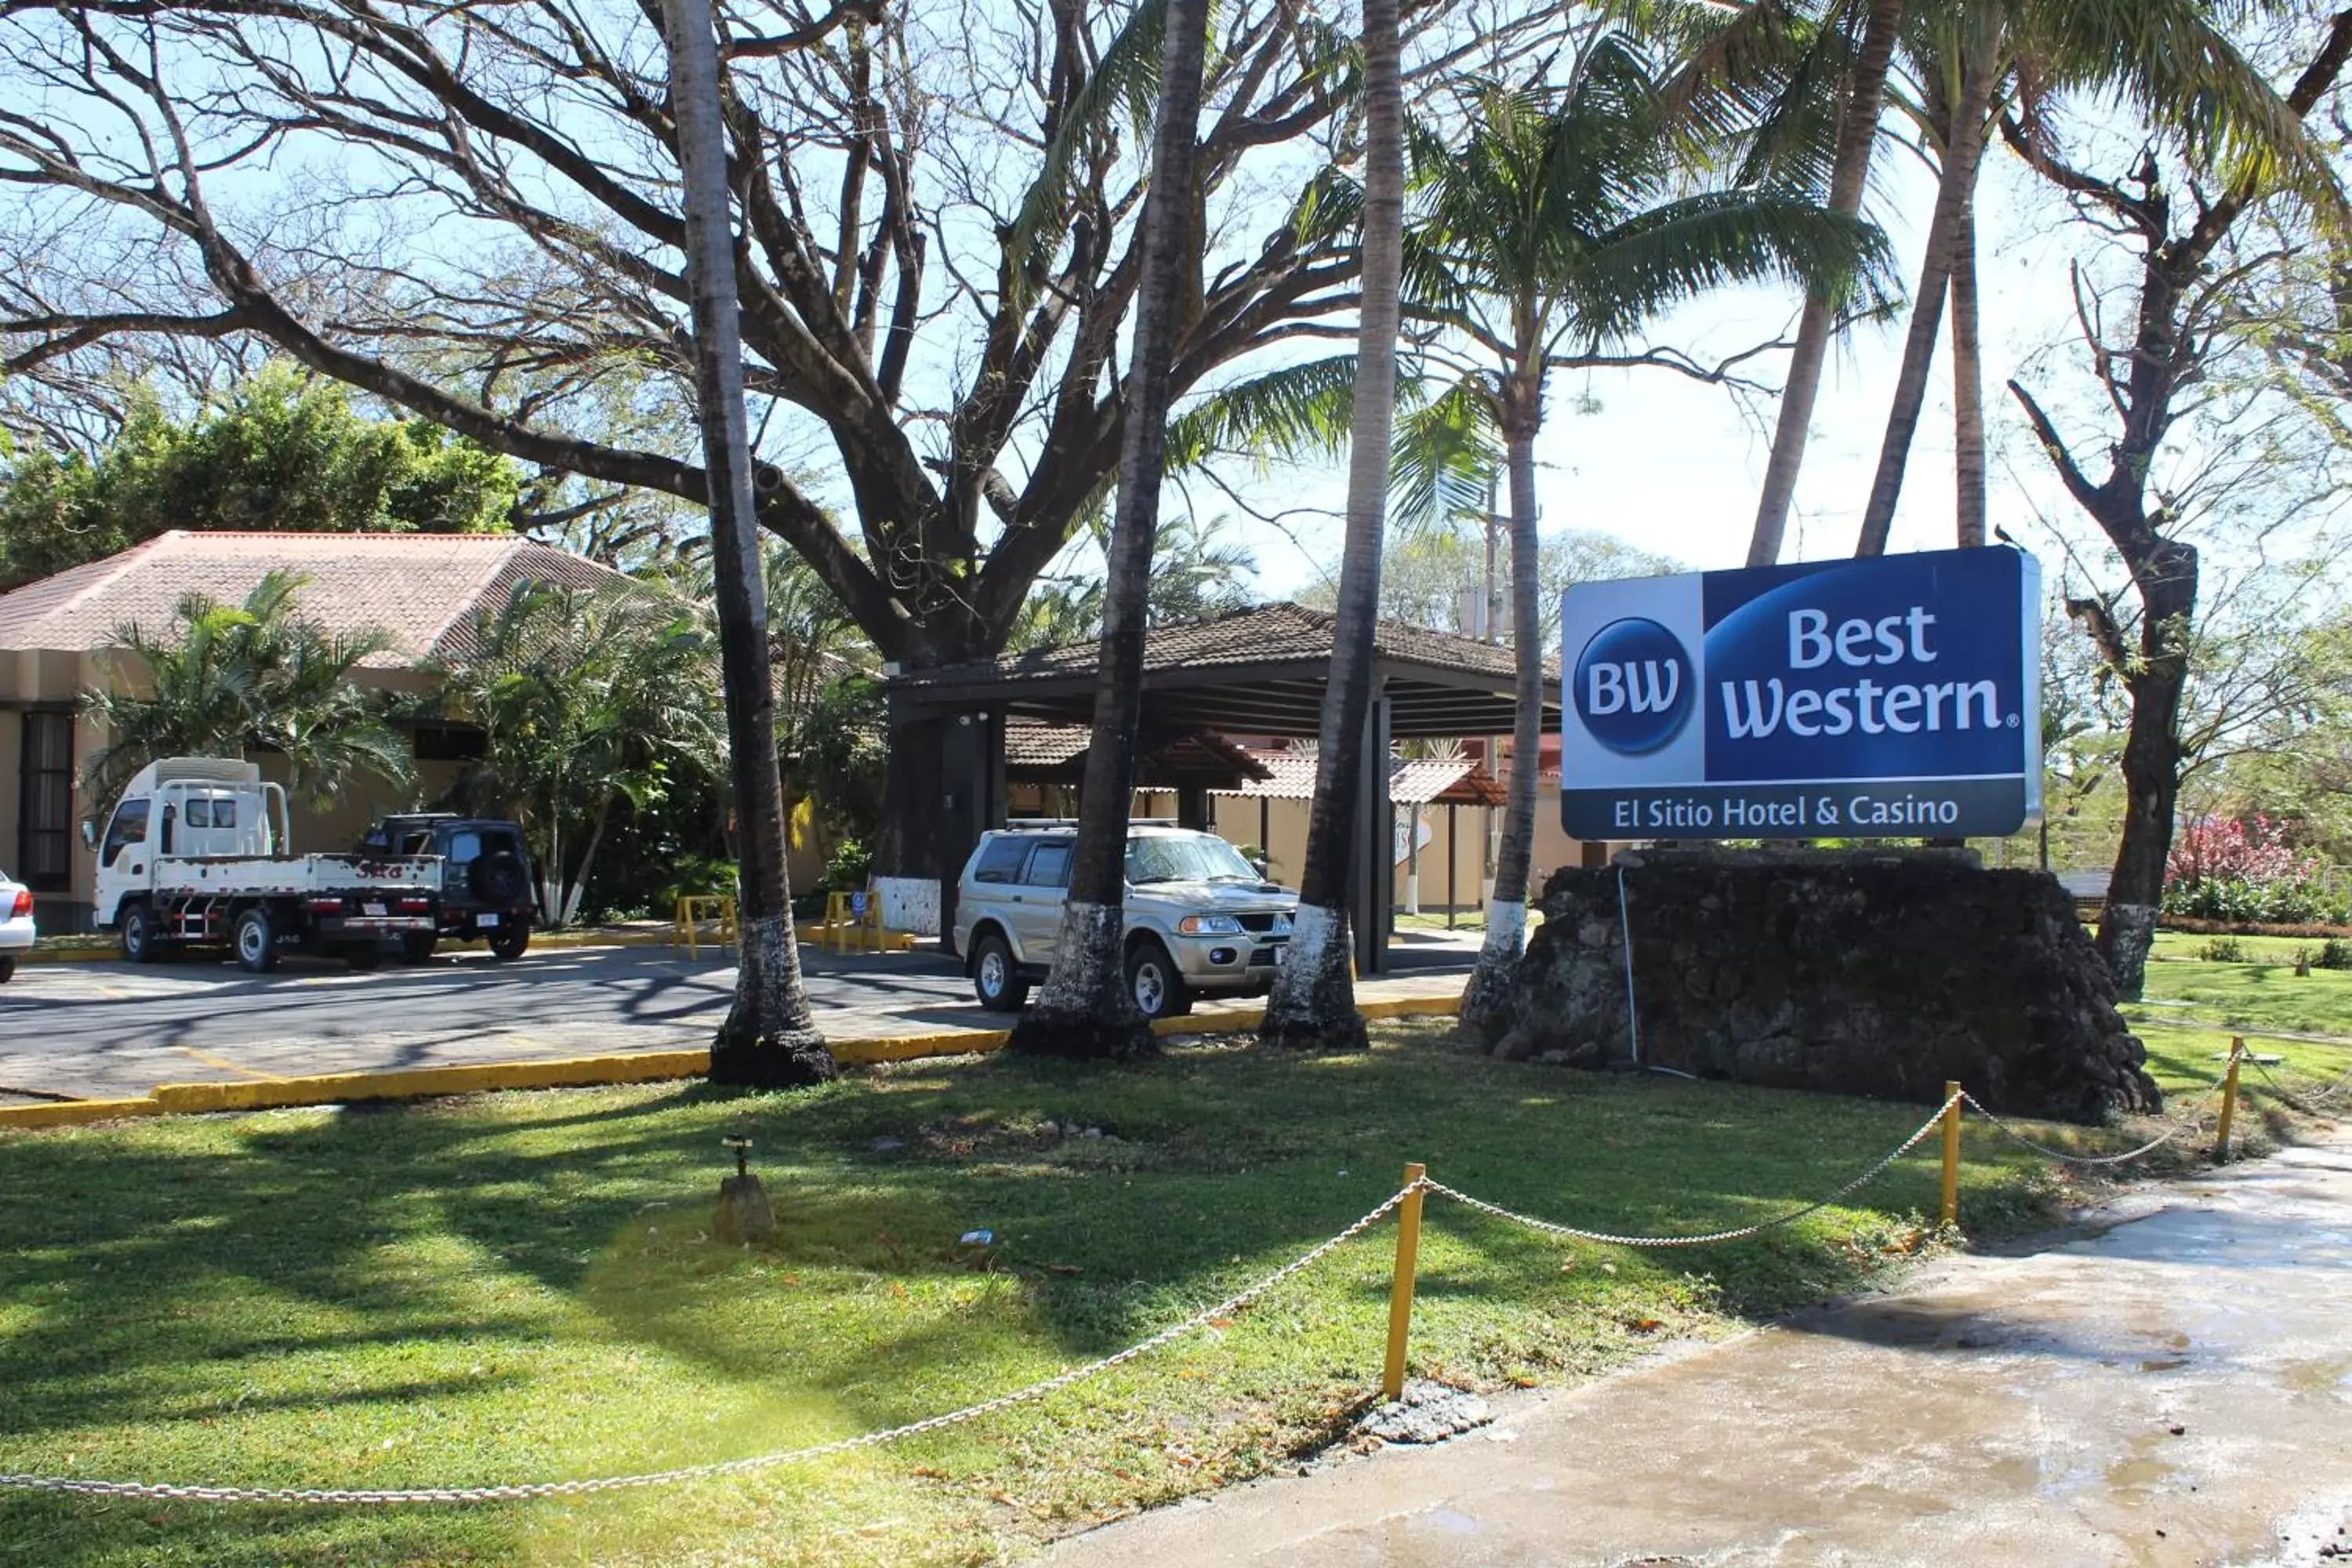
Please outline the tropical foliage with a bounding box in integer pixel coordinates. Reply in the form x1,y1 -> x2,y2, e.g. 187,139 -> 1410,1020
2165,816 -> 2344,924
82,570 -> 411,808
1,366 -> 518,590
432,583 -> 721,929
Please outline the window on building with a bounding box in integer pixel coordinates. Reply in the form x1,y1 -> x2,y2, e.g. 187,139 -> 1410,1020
17,711 -> 73,892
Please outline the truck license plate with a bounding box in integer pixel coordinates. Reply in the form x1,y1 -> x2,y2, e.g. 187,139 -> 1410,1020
364,902 -> 387,916
478,913 -> 499,927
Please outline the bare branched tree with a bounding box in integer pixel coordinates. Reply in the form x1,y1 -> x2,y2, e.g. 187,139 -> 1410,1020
0,0 -> 1559,880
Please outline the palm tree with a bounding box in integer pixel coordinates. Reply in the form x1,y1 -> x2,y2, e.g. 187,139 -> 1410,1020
660,0 -> 833,1087
1010,0 -> 1213,1060
83,570 -> 411,808
1855,0 -> 2335,556
434,582 -> 722,929
1396,49 -> 1887,1044
1748,0 -> 1909,568
1258,0 -> 1406,1054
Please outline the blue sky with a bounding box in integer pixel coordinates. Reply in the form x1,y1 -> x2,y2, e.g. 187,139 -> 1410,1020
1240,135 -> 2096,596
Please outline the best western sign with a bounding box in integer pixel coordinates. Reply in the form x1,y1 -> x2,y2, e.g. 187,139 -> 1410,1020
1559,546 -> 2042,840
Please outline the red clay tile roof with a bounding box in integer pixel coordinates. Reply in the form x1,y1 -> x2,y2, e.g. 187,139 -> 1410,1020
0,531 -> 628,666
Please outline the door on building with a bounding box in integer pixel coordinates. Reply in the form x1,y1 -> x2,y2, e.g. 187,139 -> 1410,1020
16,710 -> 73,893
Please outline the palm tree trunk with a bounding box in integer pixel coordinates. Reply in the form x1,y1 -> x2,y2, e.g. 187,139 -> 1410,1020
561,795 -> 612,928
1856,10 -> 1999,557
662,0 -> 833,1087
1008,0 -> 1210,1062
1745,0 -> 1907,567
1258,0 -> 1403,1053
1952,187 -> 1987,546
1460,379 -> 1541,1047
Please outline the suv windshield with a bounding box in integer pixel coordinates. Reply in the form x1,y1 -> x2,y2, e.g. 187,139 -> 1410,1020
1124,834 -> 1261,886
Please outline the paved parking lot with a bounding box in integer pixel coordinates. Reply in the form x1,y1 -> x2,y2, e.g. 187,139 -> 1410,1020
0,938 -> 1473,1105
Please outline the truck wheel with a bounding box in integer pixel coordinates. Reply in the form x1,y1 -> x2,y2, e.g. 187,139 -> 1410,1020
488,926 -> 530,961
0,956 -> 13,984
401,933 -> 439,964
971,931 -> 1028,1011
120,902 -> 164,964
234,907 -> 281,974
1126,938 -> 1192,1020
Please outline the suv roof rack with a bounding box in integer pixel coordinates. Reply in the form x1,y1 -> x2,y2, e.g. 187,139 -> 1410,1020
1004,818 -> 1079,828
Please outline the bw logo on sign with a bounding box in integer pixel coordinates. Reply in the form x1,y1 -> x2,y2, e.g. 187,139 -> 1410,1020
1573,617 -> 1694,756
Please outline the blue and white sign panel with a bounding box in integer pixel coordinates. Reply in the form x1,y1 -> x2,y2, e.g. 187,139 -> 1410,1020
1560,546 -> 2042,840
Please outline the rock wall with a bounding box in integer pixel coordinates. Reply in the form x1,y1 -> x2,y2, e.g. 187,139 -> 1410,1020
1486,848 -> 2160,1124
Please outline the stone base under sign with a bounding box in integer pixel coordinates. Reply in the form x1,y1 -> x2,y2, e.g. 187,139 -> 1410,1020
1482,847 -> 2159,1125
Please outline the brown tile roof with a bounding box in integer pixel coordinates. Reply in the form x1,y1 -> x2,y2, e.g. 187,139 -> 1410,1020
0,531 -> 629,666
1004,720 -> 1272,786
1219,749 -> 1508,807
894,601 -> 1552,690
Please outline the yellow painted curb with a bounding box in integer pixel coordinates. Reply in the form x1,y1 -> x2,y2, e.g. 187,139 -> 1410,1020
0,987 -> 1465,1133
0,1098 -> 167,1130
832,1030 -> 1011,1063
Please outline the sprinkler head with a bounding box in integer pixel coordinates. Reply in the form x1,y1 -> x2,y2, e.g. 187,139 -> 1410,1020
721,1134 -> 753,1178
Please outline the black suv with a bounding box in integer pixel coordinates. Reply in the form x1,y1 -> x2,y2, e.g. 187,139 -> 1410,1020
358,815 -> 536,960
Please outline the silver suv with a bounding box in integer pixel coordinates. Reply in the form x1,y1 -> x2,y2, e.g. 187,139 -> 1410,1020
953,824 -> 1298,1019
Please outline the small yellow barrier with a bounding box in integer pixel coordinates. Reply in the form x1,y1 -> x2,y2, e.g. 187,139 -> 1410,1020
672,895 -> 739,960
822,887 -> 888,955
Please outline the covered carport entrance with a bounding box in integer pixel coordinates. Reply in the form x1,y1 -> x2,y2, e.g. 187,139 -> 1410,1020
882,602 -> 1560,975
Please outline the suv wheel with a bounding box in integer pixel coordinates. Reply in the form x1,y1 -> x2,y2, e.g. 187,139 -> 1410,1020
971,931 -> 1028,1011
488,925 -> 530,961
1126,938 -> 1192,1020
234,907 -> 280,974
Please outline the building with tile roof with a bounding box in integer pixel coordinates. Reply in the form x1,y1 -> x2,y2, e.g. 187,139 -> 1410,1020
0,531 -> 633,927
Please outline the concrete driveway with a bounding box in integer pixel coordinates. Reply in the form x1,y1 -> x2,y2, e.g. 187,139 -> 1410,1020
0,937 -> 1475,1104
1049,1134 -> 2352,1568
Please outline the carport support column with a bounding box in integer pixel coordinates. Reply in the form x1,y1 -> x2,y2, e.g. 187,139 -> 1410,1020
1352,687 -> 1393,977
935,709 -> 1005,947
1177,784 -> 1211,830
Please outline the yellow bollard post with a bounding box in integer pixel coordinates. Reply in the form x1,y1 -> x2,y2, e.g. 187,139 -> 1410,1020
1381,1163 -> 1428,1402
2215,1038 -> 2245,1165
1940,1080 -> 1963,1230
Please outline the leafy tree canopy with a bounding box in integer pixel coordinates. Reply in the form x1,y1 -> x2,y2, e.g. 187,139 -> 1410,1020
0,365 -> 521,590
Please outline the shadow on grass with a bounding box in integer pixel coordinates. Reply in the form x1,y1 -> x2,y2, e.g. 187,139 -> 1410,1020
0,1030 -> 2066,1565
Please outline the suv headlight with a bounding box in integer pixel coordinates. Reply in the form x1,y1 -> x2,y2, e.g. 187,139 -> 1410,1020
1177,914 -> 1245,935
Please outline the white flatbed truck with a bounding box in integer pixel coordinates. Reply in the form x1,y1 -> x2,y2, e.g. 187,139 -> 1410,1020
86,757 -> 443,972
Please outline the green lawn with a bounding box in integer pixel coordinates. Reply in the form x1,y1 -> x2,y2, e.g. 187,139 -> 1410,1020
0,1016 -> 2327,1568
2135,932 -> 2352,1041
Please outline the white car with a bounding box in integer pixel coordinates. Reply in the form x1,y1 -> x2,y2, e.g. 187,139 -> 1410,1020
0,868 -> 32,983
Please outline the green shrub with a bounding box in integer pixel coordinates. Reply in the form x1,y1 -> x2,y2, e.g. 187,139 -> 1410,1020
824,837 -> 873,891
2199,935 -> 2250,963
2318,938 -> 2352,971
2165,875 -> 2347,926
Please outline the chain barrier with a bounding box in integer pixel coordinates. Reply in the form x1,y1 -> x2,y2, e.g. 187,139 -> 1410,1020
0,1186 -> 1419,1508
1958,1079 -> 2228,1168
2249,1053 -> 2352,1114
1421,1096 -> 1956,1249
10,1058 -> 2310,1511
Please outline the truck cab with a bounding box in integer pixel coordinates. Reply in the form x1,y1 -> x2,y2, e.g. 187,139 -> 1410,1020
85,757 -> 442,972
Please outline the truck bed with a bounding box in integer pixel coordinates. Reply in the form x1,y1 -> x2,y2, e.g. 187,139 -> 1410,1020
148,854 -> 444,898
